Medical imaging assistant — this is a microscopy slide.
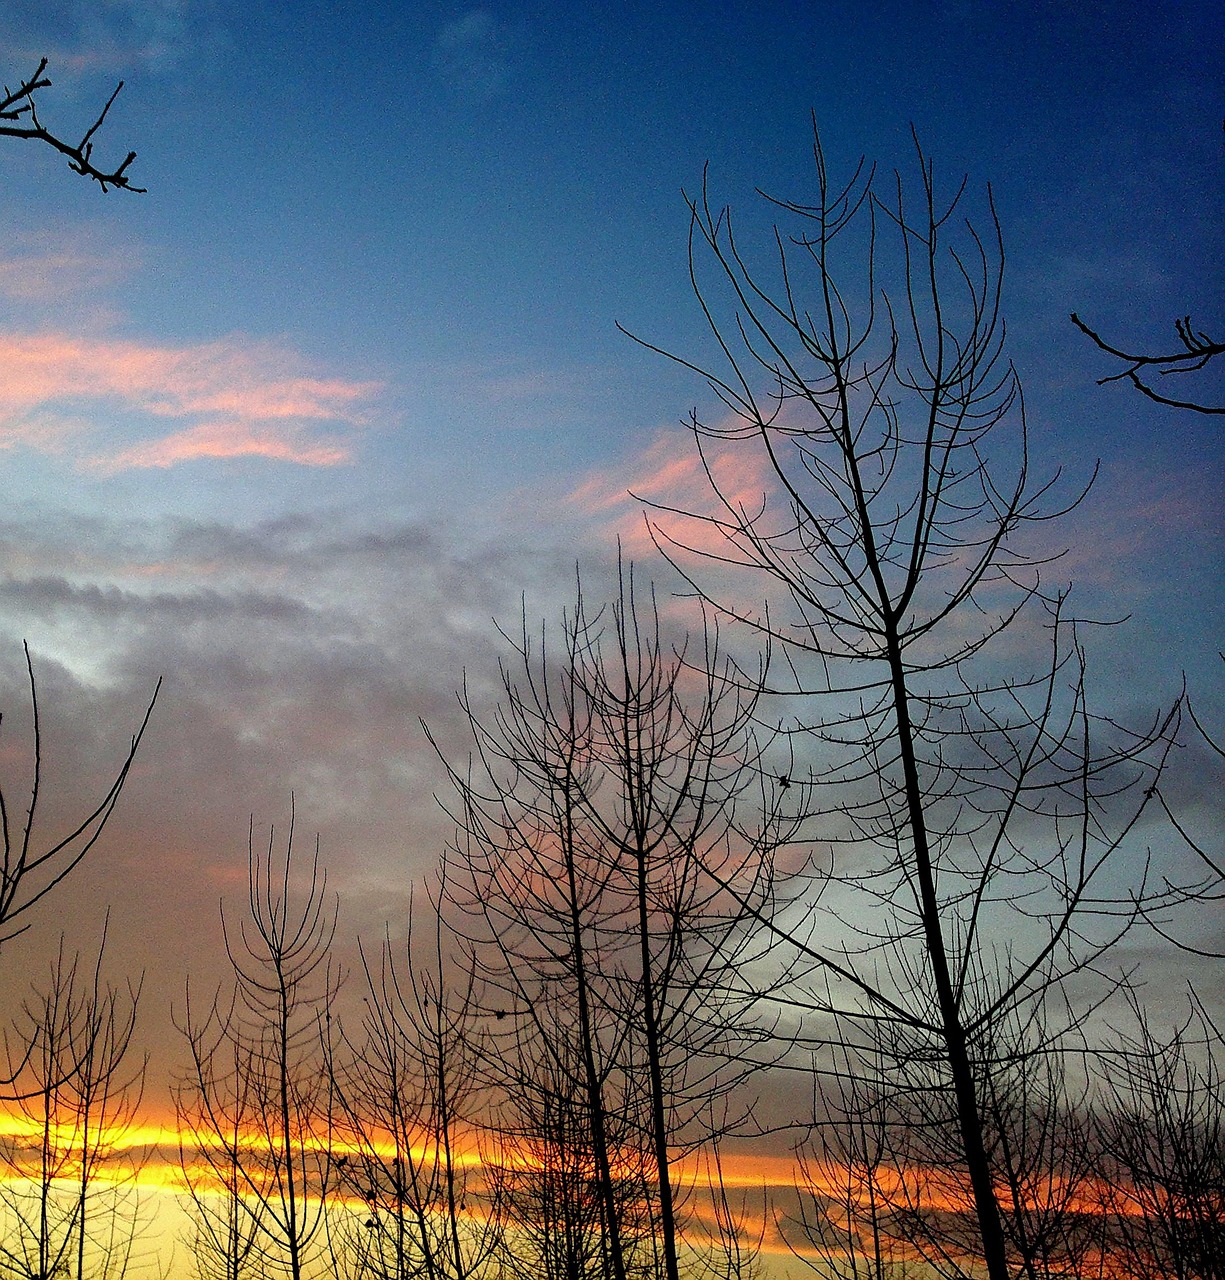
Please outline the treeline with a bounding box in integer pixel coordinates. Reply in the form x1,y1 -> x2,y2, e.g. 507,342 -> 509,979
0,97 -> 1221,1280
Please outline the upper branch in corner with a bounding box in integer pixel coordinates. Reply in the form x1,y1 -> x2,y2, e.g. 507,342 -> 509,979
1071,312 -> 1224,415
0,57 -> 144,193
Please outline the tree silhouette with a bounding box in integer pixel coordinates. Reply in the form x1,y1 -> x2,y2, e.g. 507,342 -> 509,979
436,565 -> 794,1280
1094,994 -> 1224,1280
0,926 -> 148,1280
177,811 -> 339,1280
624,125 -> 1180,1280
327,885 -> 500,1280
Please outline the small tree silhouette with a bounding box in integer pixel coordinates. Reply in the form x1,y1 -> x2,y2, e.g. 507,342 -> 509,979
0,924 -> 148,1280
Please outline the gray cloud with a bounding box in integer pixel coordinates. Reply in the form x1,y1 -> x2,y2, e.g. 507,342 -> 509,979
0,498 -> 600,1097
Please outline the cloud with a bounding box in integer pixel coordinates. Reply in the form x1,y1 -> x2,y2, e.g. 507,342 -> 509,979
432,8 -> 510,102
0,500 -> 587,1091
566,422 -> 778,556
438,8 -> 497,48
6,0 -> 200,74
94,420 -> 353,471
0,233 -> 133,304
0,331 -> 381,470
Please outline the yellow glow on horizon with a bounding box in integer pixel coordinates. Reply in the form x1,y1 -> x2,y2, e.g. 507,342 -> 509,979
0,1102 -> 1129,1280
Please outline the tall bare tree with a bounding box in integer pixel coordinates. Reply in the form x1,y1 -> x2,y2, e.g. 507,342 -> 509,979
624,126 -> 1179,1280
435,565 -> 793,1280
327,881 -> 499,1280
484,999 -> 654,1280
177,811 -> 339,1280
846,977 -> 1107,1280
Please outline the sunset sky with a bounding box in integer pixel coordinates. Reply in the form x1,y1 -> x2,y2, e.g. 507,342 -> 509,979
0,3 -> 1221,1271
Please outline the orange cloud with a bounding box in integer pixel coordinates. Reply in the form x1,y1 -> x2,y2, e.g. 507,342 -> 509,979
0,331 -> 381,470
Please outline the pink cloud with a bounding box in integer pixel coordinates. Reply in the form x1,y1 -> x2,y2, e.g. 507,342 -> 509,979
566,422 -> 777,556
0,235 -> 132,303
94,421 -> 352,472
1024,461 -> 1222,592
0,332 -> 381,470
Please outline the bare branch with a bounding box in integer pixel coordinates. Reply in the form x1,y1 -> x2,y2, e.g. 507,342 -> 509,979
1071,312 -> 1224,415
1,57 -> 144,193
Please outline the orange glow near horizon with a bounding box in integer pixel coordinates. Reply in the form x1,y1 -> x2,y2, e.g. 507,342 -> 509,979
0,1105 -> 1137,1280
0,1106 -> 1126,1212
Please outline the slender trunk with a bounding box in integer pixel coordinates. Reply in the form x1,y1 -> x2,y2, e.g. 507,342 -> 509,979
40,1077 -> 52,1280
388,1071 -> 421,1280
558,764 -> 629,1280
76,1082 -> 89,1280
885,632 -> 1010,1280
230,1174 -> 240,1280
634,839 -> 680,1280
437,1024 -> 465,1279
565,856 -> 629,1280
278,980 -> 302,1280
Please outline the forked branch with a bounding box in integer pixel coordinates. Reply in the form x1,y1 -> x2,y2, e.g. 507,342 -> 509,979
1071,312 -> 1223,415
0,643 -> 160,947
1,57 -> 144,192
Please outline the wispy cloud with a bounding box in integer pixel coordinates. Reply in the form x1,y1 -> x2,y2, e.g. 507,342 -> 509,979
566,423 -> 777,555
0,332 -> 381,470
0,233 -> 133,304
432,8 -> 511,103
7,0 -> 203,74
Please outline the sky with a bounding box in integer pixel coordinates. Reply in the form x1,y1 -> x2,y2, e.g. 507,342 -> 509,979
0,0 -> 1221,1196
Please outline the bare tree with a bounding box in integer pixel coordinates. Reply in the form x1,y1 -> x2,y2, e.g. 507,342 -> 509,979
785,1036 -> 916,1280
1071,313 -> 1224,415
1093,994 -> 1224,1280
176,811 -> 339,1280
623,125 -> 1179,1280
327,881 -> 499,1280
0,924 -> 148,1280
965,1008 -> 1101,1279
1,57 -> 143,191
435,565 -> 792,1280
484,1001 -> 654,1280
174,1011 -> 265,1280
855,971 -> 1110,1280
0,645 -> 159,956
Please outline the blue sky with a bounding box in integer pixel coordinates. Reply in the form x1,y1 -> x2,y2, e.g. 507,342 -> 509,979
0,0 -> 1221,1081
